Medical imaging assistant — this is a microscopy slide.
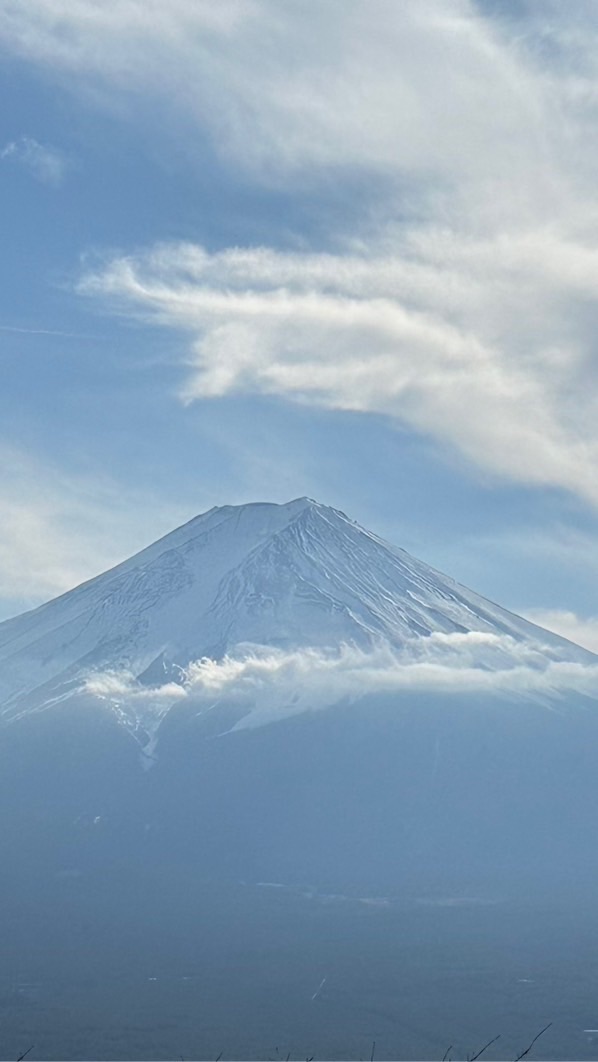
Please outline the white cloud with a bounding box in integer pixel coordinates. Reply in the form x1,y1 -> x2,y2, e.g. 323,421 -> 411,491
79,237 -> 598,505
0,448 -> 189,617
0,1 -> 578,195
1,136 -> 67,185
84,633 -> 598,739
5,3 -> 598,502
522,609 -> 598,655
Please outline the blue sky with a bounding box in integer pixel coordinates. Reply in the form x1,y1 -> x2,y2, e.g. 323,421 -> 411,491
1,0 -> 598,651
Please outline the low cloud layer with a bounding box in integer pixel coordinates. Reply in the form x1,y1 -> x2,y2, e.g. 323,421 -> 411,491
85,632 -> 598,740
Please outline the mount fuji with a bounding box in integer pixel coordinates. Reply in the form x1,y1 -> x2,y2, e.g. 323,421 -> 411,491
0,498 -> 593,740
2,499 -> 598,1058
1,497 -> 598,896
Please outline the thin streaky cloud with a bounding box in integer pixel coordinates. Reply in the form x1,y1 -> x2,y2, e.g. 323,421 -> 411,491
0,325 -> 96,338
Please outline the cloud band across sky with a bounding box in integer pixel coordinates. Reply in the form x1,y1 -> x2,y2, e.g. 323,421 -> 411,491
80,237 -> 598,505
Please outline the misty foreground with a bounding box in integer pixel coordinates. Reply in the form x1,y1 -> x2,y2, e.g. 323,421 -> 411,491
1,501 -> 598,1059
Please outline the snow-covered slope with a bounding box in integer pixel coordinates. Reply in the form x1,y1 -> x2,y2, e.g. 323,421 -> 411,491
0,497 -> 592,726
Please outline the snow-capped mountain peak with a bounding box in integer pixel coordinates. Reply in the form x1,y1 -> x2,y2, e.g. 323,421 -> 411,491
0,498 -> 593,723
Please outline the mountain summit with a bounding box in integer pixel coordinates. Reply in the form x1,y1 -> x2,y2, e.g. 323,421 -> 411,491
0,497 -> 591,723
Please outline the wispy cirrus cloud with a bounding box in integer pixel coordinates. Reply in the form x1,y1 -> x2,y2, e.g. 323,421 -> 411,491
79,236 -> 598,506
5,3 -> 598,505
1,135 -> 67,185
0,1 -> 580,195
